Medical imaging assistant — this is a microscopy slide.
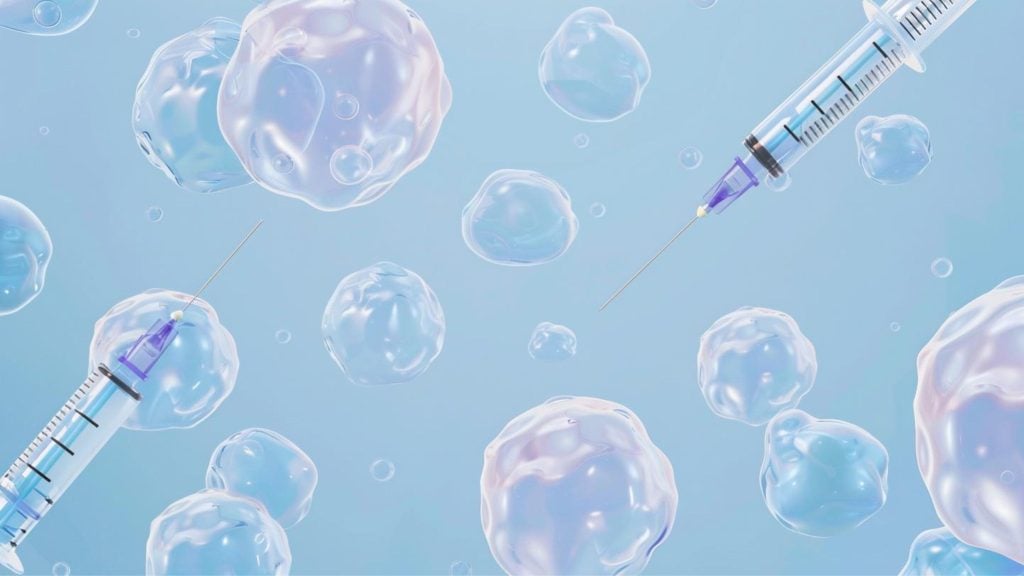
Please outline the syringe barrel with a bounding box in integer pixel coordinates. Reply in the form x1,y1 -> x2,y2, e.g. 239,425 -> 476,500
874,0 -> 979,69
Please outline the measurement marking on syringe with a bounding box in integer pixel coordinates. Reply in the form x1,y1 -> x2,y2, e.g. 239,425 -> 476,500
51,438 -> 73,456
783,124 -> 802,144
872,41 -> 888,58
74,409 -> 98,428
811,100 -> 826,116
25,464 -> 50,483
899,20 -> 915,38
837,76 -> 858,99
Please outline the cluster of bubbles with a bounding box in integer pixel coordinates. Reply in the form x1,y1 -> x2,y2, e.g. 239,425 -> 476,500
898,527 -> 1024,575
89,289 -> 238,431
855,114 -> 933,185
0,195 -> 52,316
322,262 -> 445,386
481,396 -> 677,575
527,321 -> 577,362
0,0 -> 97,36
147,428 -> 317,575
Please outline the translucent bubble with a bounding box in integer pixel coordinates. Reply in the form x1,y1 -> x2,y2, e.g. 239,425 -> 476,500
539,7 -> 651,122
0,195 -> 52,316
915,276 -> 1024,563
450,560 -> 472,575
462,169 -> 579,266
573,133 -> 590,149
274,329 -> 291,344
589,202 -> 606,218
133,18 -> 251,194
765,172 -> 792,192
697,307 -> 817,426
89,289 -> 239,431
51,561 -> 70,576
679,146 -> 702,170
890,322 -> 902,333
329,145 -> 373,185
146,206 -> 164,222
527,322 -> 578,362
482,396 -> 677,575
692,0 -> 719,8
126,27 -> 140,38
370,459 -> 395,482
38,126 -> 49,136
322,262 -> 445,386
931,257 -> 953,279
146,490 -> 291,575
856,114 -> 932,185
761,409 -> 889,537
898,527 -> 1024,576
206,428 -> 318,529
218,0 -> 452,212
0,0 -> 94,36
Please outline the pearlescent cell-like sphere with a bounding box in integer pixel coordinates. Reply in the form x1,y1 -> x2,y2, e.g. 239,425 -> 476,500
0,195 -> 52,316
856,114 -> 932,185
0,0 -> 97,36
206,428 -> 318,529
218,0 -> 452,211
698,307 -> 817,426
760,409 -> 889,538
462,169 -> 579,266
527,321 -> 577,361
322,262 -> 445,386
146,490 -> 291,576
481,396 -> 677,575
89,289 -> 239,431
898,527 -> 1024,576
133,18 -> 252,194
916,276 -> 1024,564
539,7 -> 651,122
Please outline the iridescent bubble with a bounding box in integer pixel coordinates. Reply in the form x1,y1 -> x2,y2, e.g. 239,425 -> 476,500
589,202 -> 606,218
573,133 -> 590,149
450,560 -> 472,575
856,114 -> 932,185
462,169 -> 579,266
697,307 -> 817,426
679,146 -> 702,170
761,409 -> 889,537
206,428 -> 318,529
539,7 -> 651,122
218,0 -> 452,212
481,396 -> 677,575
146,206 -> 164,222
274,329 -> 291,344
0,0 -> 94,36
898,527 -> 1024,576
322,262 -> 445,386
692,0 -> 719,8
89,289 -> 239,431
916,276 -> 1024,563
126,27 -> 140,38
527,322 -> 577,362
0,195 -> 52,316
146,490 -> 291,576
765,172 -> 792,192
370,459 -> 395,482
931,257 -> 953,279
51,561 -> 70,576
133,18 -> 252,194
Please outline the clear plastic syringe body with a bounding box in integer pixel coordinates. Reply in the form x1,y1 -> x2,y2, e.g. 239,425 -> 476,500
0,317 -> 180,574
702,0 -> 977,214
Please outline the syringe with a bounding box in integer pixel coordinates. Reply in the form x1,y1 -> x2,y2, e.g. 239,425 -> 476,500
600,0 -> 978,310
0,221 -> 262,574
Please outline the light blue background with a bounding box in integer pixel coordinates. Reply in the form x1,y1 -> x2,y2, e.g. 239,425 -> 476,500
0,0 -> 1021,573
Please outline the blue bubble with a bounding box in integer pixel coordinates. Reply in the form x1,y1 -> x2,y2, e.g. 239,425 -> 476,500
856,114 -> 932,185
528,322 -> 577,362
370,459 -> 395,483
589,202 -> 606,218
51,561 -> 70,576
698,307 -> 817,426
760,409 -> 889,537
0,0 -> 96,36
931,257 -> 953,278
206,428 -> 318,530
539,7 -> 651,122
0,195 -> 52,316
679,146 -> 702,170
275,329 -> 291,344
133,18 -> 251,194
462,169 -> 579,266
899,527 -> 1024,576
146,206 -> 164,222
146,490 -> 291,576
322,262 -> 445,386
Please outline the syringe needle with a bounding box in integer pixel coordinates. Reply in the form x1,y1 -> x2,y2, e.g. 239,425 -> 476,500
181,220 -> 264,314
599,209 -> 704,311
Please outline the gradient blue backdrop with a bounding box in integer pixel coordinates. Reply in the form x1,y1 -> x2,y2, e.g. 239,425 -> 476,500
0,0 -> 1021,573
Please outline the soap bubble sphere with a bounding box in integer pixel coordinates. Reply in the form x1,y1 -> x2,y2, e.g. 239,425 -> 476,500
0,0 -> 96,36
89,289 -> 239,431
527,322 -> 578,362
51,562 -> 70,576
133,18 -> 251,194
930,257 -> 953,279
322,262 -> 445,386
856,114 -> 932,185
915,276 -> 1024,563
679,146 -> 702,170
0,196 -> 52,316
146,206 -> 164,222
274,329 -> 291,344
146,490 -> 291,576
589,202 -> 606,218
698,307 -> 817,426
481,396 -> 677,575
462,169 -> 579,266
218,0 -> 452,212
370,458 -> 395,482
206,428 -> 318,529
760,409 -> 889,537
38,126 -> 50,136
898,527 -> 1024,576
539,7 -> 651,122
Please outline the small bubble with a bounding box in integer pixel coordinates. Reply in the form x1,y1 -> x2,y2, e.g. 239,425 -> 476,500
679,146 -> 702,170
450,560 -> 473,575
272,154 -> 294,174
765,172 -> 792,192
126,28 -> 141,39
589,202 -> 606,218
38,126 -> 50,136
329,146 -> 373,185
52,562 -> 70,576
32,1 -> 61,28
146,206 -> 164,222
890,322 -> 902,333
370,458 -> 395,482
332,93 -> 359,120
573,133 -> 590,149
275,329 -> 292,344
931,257 -> 953,279
691,0 -> 719,8
1001,470 -> 1016,484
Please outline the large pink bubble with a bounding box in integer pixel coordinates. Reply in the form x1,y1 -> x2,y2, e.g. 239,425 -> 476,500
916,276 -> 1024,563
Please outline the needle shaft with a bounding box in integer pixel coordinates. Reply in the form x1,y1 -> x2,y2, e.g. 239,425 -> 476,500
182,220 -> 264,314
